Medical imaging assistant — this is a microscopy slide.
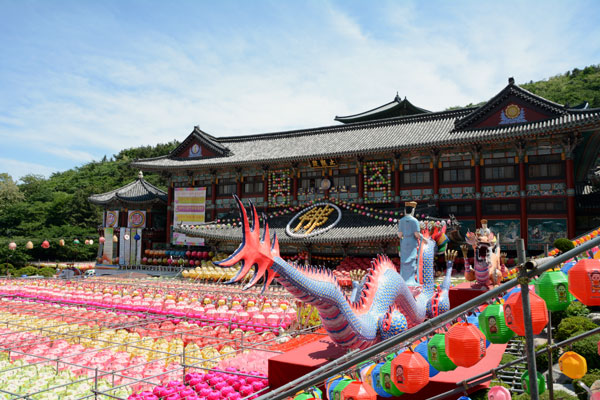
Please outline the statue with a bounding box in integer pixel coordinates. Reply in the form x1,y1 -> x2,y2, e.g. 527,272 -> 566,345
398,201 -> 421,286
463,220 -> 507,289
214,196 -> 455,349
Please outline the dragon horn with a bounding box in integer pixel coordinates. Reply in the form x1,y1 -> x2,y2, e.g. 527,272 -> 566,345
214,195 -> 277,290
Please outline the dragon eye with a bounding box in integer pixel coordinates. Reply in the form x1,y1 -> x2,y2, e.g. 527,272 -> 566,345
383,313 -> 391,330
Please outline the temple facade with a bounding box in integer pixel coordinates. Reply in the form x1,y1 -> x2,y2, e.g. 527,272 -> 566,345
132,79 -> 600,258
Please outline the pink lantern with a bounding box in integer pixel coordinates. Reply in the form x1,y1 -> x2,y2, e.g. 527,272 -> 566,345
488,385 -> 511,400
99,237 -> 106,244
41,240 -> 50,249
8,242 -> 16,251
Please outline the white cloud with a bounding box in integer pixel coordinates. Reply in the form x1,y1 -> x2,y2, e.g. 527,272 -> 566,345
0,0 -> 598,177
0,158 -> 58,181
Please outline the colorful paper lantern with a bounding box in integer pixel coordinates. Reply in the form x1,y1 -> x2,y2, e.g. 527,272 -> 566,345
293,387 -> 322,400
428,333 -> 456,371
535,270 -> 571,311
379,360 -> 403,396
341,380 -> 377,400
558,351 -> 587,379
478,304 -> 515,344
59,239 -> 65,246
369,363 -> 392,398
41,240 -> 50,249
414,340 -> 439,377
445,322 -> 487,367
504,289 -> 548,336
488,386 -> 511,400
99,236 -> 106,244
73,238 -> 80,245
8,242 -> 16,250
89,239 -> 94,245
521,370 -> 546,395
25,241 -> 33,249
331,378 -> 355,400
113,235 -> 118,243
568,259 -> 600,306
391,350 -> 429,393
84,239 -> 90,245
134,233 -> 140,241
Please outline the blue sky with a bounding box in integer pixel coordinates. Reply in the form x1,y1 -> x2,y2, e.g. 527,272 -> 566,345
1,0 -> 599,180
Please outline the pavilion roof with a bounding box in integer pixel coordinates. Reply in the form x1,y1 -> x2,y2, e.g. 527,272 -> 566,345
88,173 -> 167,207
334,94 -> 431,123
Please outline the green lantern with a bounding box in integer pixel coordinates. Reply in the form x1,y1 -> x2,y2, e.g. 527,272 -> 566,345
379,359 -> 404,396
521,370 -> 546,395
535,270 -> 571,311
478,304 -> 515,343
427,333 -> 457,371
330,378 -> 354,400
293,387 -> 323,400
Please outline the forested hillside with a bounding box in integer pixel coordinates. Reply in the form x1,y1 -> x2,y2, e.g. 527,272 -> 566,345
0,141 -> 178,266
2,64 -> 600,265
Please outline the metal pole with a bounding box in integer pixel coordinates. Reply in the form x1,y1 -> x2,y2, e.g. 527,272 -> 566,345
547,310 -> 554,400
519,257 -> 539,400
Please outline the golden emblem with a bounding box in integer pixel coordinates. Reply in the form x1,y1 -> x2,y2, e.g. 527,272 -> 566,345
505,104 -> 521,119
294,205 -> 334,234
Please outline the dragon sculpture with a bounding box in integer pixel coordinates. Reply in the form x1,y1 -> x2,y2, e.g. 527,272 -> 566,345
215,196 -> 456,349
462,219 -> 508,289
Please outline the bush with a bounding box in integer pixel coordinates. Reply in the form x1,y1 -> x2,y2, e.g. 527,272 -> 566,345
555,316 -> 597,342
38,267 -> 56,277
14,266 -> 39,276
0,263 -> 14,275
567,301 -> 590,318
536,343 -> 549,373
554,238 -> 575,253
572,334 -> 600,370
514,390 -> 579,400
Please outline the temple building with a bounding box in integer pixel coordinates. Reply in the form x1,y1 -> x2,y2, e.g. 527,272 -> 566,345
130,78 -> 600,259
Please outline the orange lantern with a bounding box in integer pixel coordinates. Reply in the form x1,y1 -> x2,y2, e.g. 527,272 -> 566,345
59,239 -> 65,246
25,241 -> 33,250
445,322 -> 487,367
340,380 -> 377,400
504,289 -> 548,336
558,351 -> 587,379
568,259 -> 600,306
391,350 -> 429,393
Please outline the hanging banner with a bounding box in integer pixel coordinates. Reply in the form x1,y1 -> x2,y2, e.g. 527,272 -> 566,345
173,187 -> 206,245
119,228 -> 129,266
104,210 -> 119,228
102,228 -> 114,264
135,229 -> 142,266
128,210 -> 147,228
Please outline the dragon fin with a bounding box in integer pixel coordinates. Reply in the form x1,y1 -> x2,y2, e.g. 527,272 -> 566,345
214,195 -> 280,291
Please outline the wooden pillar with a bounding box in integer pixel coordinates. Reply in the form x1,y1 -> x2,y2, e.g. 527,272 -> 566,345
566,157 -> 576,238
394,155 -> 401,207
431,150 -> 440,208
292,166 -> 299,203
236,179 -> 242,198
211,179 -> 217,220
474,151 -> 482,227
519,156 -> 528,245
263,172 -> 269,205
166,186 -> 174,244
358,159 -> 364,201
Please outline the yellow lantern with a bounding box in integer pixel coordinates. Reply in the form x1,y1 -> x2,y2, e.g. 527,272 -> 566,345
26,241 -> 34,250
113,235 -> 118,243
559,351 -> 587,379
59,239 -> 65,246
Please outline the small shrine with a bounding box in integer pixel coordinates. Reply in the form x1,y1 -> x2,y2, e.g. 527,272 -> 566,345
88,172 -> 167,266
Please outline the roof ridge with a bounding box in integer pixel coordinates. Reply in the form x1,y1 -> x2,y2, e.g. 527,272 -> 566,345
219,107 -> 475,143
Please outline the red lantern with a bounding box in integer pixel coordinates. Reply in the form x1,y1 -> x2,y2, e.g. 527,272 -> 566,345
445,322 -> 487,367
568,259 -> 600,306
340,380 -> 377,400
391,350 -> 429,393
41,240 -> 50,249
504,289 -> 548,336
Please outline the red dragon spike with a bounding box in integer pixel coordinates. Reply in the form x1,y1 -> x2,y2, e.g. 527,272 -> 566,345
214,195 -> 279,292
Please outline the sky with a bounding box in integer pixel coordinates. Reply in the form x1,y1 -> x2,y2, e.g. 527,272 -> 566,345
1,0 -> 599,181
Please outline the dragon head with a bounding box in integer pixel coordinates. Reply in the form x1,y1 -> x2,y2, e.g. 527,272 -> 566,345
213,195 -> 280,292
465,220 -> 500,270
378,308 -> 408,340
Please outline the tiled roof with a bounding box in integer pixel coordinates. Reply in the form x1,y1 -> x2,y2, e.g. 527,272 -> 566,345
175,210 -> 399,244
131,82 -> 600,171
335,94 -> 430,123
88,176 -> 167,206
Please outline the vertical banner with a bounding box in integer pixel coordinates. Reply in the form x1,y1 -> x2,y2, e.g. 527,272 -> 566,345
102,227 -> 114,264
173,187 -> 206,245
127,210 -> 147,228
104,211 -> 119,228
129,228 -> 137,265
120,228 -> 130,266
